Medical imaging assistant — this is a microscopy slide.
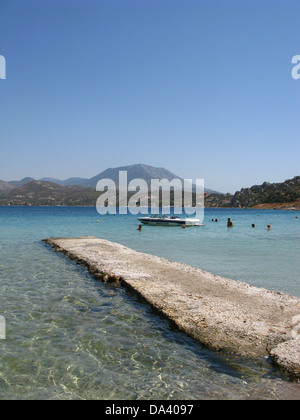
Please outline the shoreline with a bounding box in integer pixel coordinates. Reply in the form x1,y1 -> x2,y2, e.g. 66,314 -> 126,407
44,236 -> 300,375
1,204 -> 299,211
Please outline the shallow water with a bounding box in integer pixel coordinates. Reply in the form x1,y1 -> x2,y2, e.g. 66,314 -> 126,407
0,206 -> 299,400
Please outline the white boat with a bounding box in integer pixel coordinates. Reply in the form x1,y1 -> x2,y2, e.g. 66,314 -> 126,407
137,215 -> 204,226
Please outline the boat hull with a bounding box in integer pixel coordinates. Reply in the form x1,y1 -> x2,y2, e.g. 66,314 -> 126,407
137,217 -> 203,226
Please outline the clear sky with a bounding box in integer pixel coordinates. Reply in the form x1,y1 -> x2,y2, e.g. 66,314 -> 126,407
0,0 -> 299,193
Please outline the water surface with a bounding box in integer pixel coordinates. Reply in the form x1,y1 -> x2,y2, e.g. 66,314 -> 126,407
0,206 -> 299,400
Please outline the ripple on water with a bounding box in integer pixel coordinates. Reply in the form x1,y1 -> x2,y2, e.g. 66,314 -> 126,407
0,208 -> 300,399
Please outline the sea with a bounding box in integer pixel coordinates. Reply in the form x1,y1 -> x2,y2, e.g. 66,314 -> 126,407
0,205 -> 299,400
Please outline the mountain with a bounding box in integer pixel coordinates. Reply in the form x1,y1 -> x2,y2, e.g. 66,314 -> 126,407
40,177 -> 65,184
0,180 -> 15,192
40,177 -> 90,187
195,176 -> 300,209
88,164 -> 219,192
0,181 -> 99,206
7,164 -> 220,193
230,176 -> 300,209
8,177 -> 36,188
87,164 -> 179,188
0,179 -> 213,207
0,176 -> 299,209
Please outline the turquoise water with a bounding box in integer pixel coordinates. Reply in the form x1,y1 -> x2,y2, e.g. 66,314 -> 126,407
0,206 -> 299,400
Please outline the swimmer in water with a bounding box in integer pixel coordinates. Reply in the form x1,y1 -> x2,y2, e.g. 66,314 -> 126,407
227,218 -> 233,228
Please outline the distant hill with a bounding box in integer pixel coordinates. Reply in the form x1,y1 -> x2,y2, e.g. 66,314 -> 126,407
8,177 -> 36,188
87,164 -> 219,193
231,176 -> 300,208
0,176 -> 299,209
0,180 -> 15,192
7,164 -> 221,193
40,177 -> 90,187
88,164 -> 180,188
0,181 -> 100,206
200,176 -> 300,209
0,177 -> 217,207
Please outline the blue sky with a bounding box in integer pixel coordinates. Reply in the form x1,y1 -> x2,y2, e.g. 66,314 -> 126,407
0,0 -> 299,193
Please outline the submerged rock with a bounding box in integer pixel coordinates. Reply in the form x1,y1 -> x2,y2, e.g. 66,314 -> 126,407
270,340 -> 300,375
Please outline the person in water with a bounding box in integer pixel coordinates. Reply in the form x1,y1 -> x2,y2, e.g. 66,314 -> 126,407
227,218 -> 233,227
267,224 -> 271,230
137,225 -> 143,231
252,224 -> 255,228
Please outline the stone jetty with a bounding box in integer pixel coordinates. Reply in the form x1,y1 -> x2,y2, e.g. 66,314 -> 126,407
44,236 -> 300,375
